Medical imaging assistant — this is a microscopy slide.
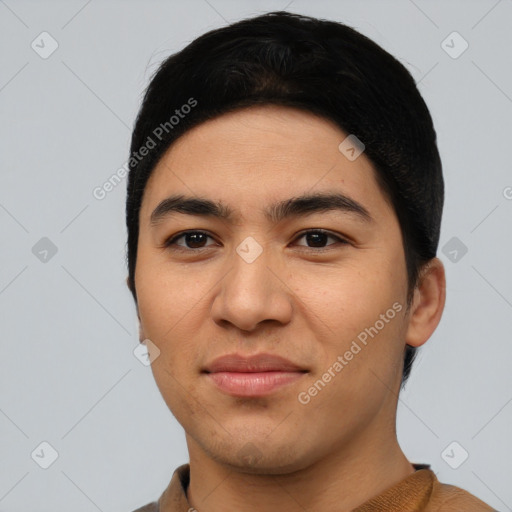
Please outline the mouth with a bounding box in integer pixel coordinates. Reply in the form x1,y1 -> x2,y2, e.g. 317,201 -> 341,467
202,352 -> 308,397
205,370 -> 306,397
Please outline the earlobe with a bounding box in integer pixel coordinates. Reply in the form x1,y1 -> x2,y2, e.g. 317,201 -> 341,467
135,308 -> 144,342
126,276 -> 144,340
135,308 -> 145,342
404,258 -> 446,348
126,275 -> 134,294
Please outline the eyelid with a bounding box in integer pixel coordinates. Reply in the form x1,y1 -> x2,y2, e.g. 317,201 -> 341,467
163,230 -> 218,250
293,228 -> 349,247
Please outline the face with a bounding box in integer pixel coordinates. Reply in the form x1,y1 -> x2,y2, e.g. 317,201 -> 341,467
135,105 -> 413,473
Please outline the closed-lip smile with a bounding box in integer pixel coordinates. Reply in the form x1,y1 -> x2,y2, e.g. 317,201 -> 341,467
203,353 -> 308,397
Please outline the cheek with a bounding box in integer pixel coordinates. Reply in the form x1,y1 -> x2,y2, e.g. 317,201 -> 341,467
293,259 -> 404,339
135,264 -> 208,405
139,279 -> 206,422
135,252 -> 207,342
296,254 -> 407,389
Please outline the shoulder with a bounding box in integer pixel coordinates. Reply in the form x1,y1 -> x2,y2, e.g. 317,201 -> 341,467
130,463 -> 190,512
130,502 -> 159,512
426,480 -> 496,511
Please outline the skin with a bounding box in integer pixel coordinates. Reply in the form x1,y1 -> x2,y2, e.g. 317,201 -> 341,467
132,105 -> 446,512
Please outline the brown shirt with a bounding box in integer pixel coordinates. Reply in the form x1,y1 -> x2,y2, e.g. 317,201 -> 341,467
132,463 -> 495,512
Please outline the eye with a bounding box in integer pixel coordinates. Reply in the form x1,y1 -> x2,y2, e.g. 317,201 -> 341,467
163,229 -> 349,252
164,230 -> 216,250
293,229 -> 348,250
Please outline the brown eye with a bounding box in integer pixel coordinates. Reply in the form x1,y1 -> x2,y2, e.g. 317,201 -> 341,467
165,230 -> 215,250
294,229 -> 348,249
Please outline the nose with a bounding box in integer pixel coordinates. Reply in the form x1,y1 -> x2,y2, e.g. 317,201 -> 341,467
210,241 -> 293,332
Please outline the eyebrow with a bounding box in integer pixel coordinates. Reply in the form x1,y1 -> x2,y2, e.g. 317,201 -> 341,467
149,192 -> 373,227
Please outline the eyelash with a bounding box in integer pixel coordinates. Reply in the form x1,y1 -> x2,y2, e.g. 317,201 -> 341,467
163,229 -> 349,253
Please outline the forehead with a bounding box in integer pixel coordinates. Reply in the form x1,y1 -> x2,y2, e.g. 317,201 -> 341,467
139,105 -> 392,222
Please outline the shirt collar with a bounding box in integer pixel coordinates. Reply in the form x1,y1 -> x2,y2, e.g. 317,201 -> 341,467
158,463 -> 436,512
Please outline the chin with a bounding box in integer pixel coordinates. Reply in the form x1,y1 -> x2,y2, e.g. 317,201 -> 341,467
204,439 -> 314,475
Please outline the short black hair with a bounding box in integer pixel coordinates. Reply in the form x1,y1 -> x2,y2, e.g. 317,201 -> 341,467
125,11 -> 444,387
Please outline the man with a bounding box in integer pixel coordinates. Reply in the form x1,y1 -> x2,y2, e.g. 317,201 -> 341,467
125,11 -> 494,512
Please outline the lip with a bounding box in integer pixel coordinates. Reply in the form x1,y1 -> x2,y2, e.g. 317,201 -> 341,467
203,353 -> 305,373
203,353 -> 307,397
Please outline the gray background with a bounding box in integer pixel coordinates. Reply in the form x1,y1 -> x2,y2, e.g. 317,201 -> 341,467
1,0 -> 511,510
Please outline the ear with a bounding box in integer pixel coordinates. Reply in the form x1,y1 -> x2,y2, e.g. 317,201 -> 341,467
126,276 -> 145,341
405,257 -> 446,348
125,275 -> 134,294
136,311 -> 146,343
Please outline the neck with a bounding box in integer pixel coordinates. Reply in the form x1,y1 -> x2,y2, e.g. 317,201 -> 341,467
186,421 -> 415,512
